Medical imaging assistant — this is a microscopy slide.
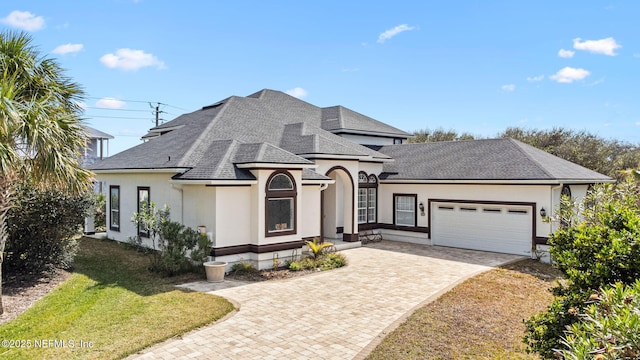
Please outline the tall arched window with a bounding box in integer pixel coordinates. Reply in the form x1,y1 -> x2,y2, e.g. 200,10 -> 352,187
266,171 -> 297,236
560,185 -> 572,228
358,171 -> 378,224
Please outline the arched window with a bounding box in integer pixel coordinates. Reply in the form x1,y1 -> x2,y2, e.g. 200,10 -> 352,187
266,171 -> 296,236
358,171 -> 378,224
561,185 -> 572,199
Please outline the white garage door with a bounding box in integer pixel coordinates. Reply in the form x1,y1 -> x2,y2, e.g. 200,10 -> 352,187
431,202 -> 532,256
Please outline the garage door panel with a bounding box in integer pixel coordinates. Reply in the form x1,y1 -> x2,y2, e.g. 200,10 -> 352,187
431,202 -> 532,256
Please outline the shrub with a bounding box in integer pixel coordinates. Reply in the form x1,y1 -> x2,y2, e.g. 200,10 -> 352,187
93,192 -> 106,232
305,237 -> 334,259
229,262 -> 259,276
3,183 -> 92,277
130,203 -> 212,276
288,252 -> 347,272
524,177 -> 640,358
558,281 -> 640,359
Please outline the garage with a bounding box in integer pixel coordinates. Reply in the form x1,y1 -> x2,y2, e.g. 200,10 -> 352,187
430,201 -> 533,256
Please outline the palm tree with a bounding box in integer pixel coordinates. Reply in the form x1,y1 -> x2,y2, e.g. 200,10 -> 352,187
0,31 -> 92,314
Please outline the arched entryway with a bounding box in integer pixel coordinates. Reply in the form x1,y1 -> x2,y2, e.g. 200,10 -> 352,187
322,166 -> 357,242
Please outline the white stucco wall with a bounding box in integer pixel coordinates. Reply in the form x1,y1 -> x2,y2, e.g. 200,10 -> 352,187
301,185 -> 322,239
214,186 -> 252,247
182,185 -> 216,242
97,172 -> 182,245
377,183 -> 554,239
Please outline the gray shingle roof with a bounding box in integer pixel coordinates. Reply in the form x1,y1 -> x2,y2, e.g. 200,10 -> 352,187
377,138 -> 612,182
90,89 -> 393,179
322,106 -> 410,137
84,126 -> 114,139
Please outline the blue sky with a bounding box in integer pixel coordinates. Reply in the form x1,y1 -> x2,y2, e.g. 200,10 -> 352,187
2,1 -> 639,155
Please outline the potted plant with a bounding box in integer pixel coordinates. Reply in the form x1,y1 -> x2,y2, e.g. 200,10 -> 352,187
203,260 -> 228,282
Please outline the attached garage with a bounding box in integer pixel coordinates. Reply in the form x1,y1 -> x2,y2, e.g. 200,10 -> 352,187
429,200 -> 534,256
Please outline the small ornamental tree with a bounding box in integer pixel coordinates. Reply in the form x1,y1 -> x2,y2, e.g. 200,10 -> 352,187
131,203 -> 211,276
524,176 -> 640,358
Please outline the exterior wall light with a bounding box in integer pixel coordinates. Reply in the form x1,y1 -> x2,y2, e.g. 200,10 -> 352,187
419,202 -> 425,216
540,207 -> 547,218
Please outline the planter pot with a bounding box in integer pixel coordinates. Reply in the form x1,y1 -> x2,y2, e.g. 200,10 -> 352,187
203,261 -> 228,282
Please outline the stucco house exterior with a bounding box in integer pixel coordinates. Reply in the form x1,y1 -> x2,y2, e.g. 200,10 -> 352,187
90,89 -> 612,268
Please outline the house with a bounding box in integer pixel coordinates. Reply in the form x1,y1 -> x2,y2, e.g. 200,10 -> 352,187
81,126 -> 114,167
90,89 -> 612,268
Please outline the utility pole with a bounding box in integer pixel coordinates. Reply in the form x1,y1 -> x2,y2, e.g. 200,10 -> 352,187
150,102 -> 163,127
155,103 -> 160,127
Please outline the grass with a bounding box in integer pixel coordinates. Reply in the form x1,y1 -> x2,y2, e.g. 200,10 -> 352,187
366,259 -> 563,360
0,237 -> 235,360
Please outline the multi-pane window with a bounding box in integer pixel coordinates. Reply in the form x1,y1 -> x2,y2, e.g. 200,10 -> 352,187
109,186 -> 120,231
266,172 -> 296,236
357,172 -> 377,224
394,194 -> 416,227
137,187 -> 150,237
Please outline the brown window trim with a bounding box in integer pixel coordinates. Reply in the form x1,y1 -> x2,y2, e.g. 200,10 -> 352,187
265,170 -> 297,237
109,185 -> 120,232
357,172 -> 378,224
393,193 -> 417,227
137,186 -> 150,238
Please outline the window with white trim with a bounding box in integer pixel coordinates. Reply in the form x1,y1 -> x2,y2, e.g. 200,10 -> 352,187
394,194 -> 416,227
266,171 -> 296,236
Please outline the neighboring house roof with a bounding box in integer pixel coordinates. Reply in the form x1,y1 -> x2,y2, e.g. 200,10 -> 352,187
376,138 -> 613,182
84,126 -> 114,139
90,89 -> 393,180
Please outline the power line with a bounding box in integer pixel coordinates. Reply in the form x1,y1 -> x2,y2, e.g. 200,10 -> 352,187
87,115 -> 153,120
85,107 -> 152,113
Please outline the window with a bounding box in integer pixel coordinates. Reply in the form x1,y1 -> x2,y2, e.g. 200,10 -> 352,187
560,185 -> 572,228
109,186 -> 120,231
266,171 -> 296,236
357,172 -> 377,224
394,194 -> 416,227
137,187 -> 150,237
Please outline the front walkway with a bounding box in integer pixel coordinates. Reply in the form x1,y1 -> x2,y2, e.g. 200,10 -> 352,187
131,241 -> 524,360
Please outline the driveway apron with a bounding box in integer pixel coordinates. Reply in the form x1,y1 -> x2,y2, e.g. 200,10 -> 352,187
131,241 -> 523,360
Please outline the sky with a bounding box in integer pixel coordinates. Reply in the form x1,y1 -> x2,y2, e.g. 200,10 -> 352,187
1,1 -> 639,155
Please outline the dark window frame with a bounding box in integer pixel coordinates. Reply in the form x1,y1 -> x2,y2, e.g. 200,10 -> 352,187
265,170 -> 297,237
393,193 -> 417,227
137,186 -> 150,238
109,185 -> 120,232
357,172 -> 378,224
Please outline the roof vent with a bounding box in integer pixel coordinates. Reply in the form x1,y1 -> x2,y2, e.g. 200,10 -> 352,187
202,101 -> 225,110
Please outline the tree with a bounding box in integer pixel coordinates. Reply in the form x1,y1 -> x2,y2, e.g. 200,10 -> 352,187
409,127 -> 476,143
0,31 -> 91,314
523,175 -> 640,358
499,127 -> 640,180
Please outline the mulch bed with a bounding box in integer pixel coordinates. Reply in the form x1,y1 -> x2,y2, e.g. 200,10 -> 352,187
226,267 -> 317,282
1,269 -> 71,325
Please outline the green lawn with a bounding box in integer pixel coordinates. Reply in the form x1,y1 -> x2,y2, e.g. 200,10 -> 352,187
0,237 -> 235,360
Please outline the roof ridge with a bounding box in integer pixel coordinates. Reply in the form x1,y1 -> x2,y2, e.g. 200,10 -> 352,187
212,139 -> 240,178
178,98 -> 232,167
506,138 -> 554,178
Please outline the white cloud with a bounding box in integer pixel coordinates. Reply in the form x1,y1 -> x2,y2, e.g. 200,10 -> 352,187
96,97 -> 126,109
550,67 -> 591,83
558,49 -> 575,58
52,43 -> 83,55
634,54 -> 640,58
527,75 -> 544,82
635,121 -> 640,126
501,84 -> 515,92
100,48 -> 165,71
573,37 -> 621,56
1,10 -> 45,31
285,87 -> 308,99
377,24 -> 416,43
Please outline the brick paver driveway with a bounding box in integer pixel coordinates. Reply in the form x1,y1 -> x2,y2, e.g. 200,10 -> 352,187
131,241 -> 524,360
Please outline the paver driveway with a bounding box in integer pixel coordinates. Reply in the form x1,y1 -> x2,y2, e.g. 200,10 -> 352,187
131,241 -> 524,360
